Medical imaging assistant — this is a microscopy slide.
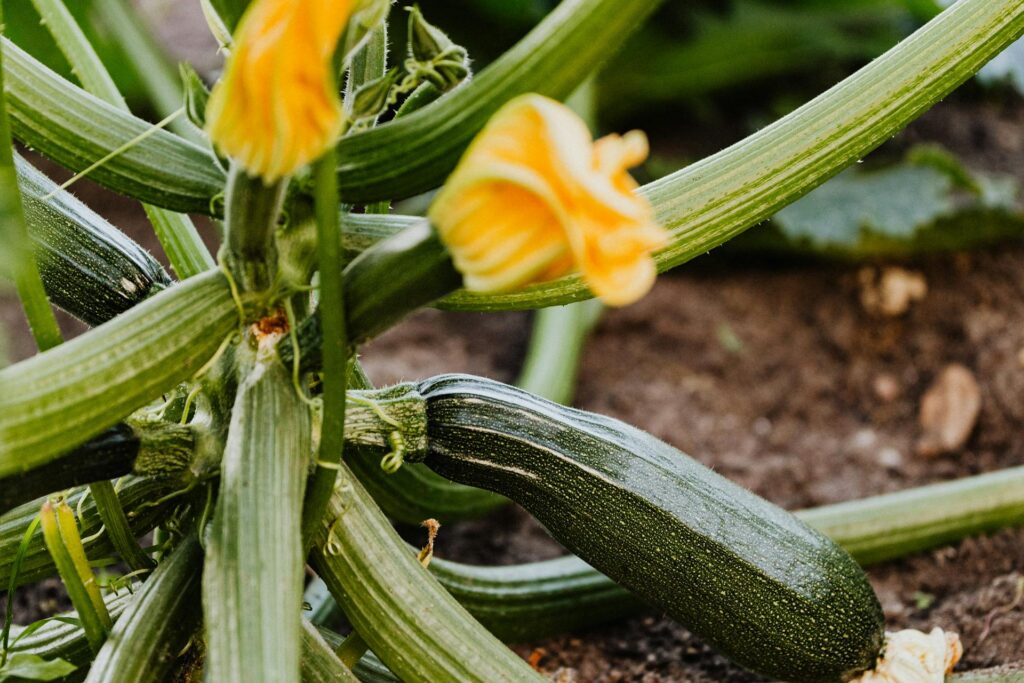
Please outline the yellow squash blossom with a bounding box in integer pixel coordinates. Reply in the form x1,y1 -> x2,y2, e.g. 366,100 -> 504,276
205,0 -> 354,182
428,94 -> 668,307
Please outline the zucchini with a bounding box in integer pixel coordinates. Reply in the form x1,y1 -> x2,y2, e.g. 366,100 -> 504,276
0,424 -> 138,514
13,154 -> 171,326
426,464 -> 1024,644
417,375 -> 884,683
0,419 -> 197,514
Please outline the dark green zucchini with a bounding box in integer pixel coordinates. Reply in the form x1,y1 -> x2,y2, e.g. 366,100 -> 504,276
15,154 -> 172,326
0,424 -> 137,514
417,374 -> 884,683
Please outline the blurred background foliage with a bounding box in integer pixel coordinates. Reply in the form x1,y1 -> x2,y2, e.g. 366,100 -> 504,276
6,0 -> 1024,257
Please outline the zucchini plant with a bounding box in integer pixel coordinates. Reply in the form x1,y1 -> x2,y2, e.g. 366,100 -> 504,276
1,0 -> 1023,682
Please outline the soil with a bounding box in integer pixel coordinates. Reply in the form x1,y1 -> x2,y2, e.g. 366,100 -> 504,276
3,8 -> 1024,680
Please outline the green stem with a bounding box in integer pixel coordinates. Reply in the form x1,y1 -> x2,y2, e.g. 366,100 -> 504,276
223,166 -> 285,294
333,0 -> 664,202
87,482 -> 153,572
442,0 -> 1024,310
515,301 -> 602,405
91,0 -> 200,141
28,0 -> 126,107
204,339 -> 311,683
2,37 -> 224,214
28,0 -> 212,279
85,535 -> 202,683
0,14 -> 62,352
301,150 -> 349,549
0,270 -> 238,477
310,464 -> 543,682
798,465 -> 1024,565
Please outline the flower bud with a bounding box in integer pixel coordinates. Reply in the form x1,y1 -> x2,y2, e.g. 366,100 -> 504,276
180,63 -> 210,130
348,67 -> 402,121
404,6 -> 470,94
428,94 -> 667,307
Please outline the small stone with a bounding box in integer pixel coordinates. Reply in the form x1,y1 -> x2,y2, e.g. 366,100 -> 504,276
916,364 -> 982,457
858,266 -> 928,317
752,417 -> 772,437
851,428 -> 877,450
877,447 -> 904,469
550,668 -> 578,683
873,373 -> 901,402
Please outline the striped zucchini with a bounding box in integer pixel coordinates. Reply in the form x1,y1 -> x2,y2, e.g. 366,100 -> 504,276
14,154 -> 171,326
417,375 -> 884,682
426,465 -> 1024,645
203,336 -> 312,683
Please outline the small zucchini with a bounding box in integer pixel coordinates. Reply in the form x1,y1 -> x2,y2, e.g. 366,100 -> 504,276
417,375 -> 884,683
15,154 -> 172,326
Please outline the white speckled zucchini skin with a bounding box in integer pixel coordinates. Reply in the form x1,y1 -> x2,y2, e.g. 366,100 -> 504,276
418,374 -> 884,683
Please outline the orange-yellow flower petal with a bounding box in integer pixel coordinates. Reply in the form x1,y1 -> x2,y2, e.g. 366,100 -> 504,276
428,94 -> 668,307
205,0 -> 354,181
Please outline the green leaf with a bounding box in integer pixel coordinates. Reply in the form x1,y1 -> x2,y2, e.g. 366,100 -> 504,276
773,153 -> 1019,248
0,653 -> 76,681
776,165 -> 956,246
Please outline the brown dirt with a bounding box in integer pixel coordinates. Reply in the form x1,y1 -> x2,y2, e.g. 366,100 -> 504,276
363,244 -> 1024,681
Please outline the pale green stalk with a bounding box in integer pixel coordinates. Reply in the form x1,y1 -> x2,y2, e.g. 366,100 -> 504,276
0,11 -> 62,351
204,340 -> 311,683
300,150 -> 349,548
28,0 -> 213,280
441,0 -> 1024,310
91,0 -> 201,141
0,270 -> 237,476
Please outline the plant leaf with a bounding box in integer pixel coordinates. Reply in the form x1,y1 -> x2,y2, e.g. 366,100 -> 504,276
0,653 -> 76,682
773,154 -> 1019,248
